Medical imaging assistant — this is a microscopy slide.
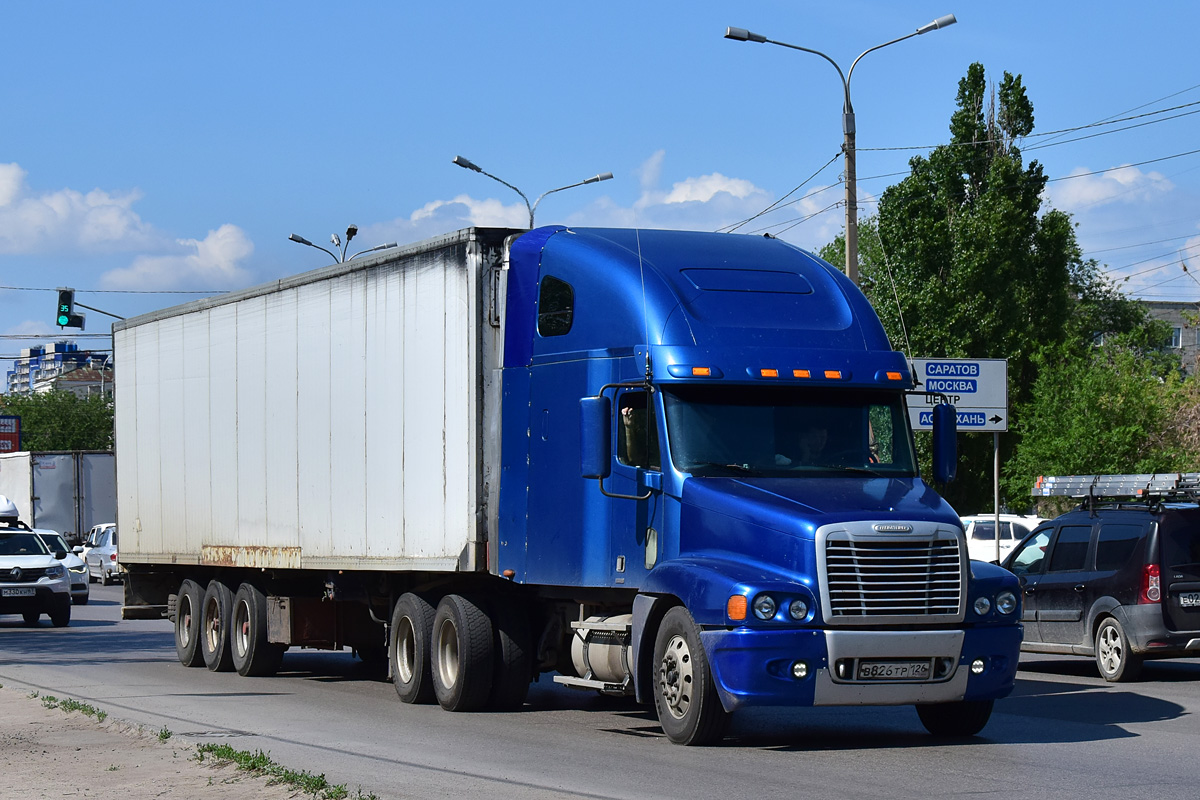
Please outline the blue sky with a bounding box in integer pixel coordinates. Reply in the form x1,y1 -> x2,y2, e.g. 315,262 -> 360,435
3,1 -> 1199,372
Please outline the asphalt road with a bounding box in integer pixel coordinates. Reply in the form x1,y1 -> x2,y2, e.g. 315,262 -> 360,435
4,585 -> 1200,799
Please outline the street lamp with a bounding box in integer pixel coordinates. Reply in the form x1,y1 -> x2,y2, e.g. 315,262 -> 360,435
288,225 -> 397,263
725,14 -> 957,285
452,155 -> 614,228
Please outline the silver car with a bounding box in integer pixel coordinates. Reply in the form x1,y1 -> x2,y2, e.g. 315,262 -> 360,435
84,524 -> 122,585
0,528 -> 72,626
36,531 -> 89,605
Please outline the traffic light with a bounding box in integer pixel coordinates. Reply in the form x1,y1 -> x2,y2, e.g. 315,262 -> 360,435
56,288 -> 85,329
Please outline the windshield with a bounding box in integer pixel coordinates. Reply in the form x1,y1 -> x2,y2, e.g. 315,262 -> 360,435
0,532 -> 51,556
661,384 -> 918,478
37,533 -> 69,552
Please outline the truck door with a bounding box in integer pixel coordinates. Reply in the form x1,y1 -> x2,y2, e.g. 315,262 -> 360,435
607,389 -> 664,587
1006,527 -> 1052,642
1035,523 -> 1096,647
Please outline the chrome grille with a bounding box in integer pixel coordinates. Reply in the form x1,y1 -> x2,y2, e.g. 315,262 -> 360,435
823,534 -> 963,622
0,567 -> 48,583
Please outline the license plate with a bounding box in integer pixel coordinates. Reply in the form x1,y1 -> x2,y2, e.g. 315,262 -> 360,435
856,660 -> 932,681
1,587 -> 35,598
1179,592 -> 1200,608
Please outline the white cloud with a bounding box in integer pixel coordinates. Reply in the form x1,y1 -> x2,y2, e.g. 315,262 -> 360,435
0,163 -> 158,254
101,224 -> 254,290
1048,164 -> 1174,211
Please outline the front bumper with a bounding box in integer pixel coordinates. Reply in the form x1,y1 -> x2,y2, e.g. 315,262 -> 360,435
0,584 -> 72,614
701,624 -> 1022,712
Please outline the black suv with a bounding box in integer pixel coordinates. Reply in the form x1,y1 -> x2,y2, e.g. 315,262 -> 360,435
1004,496 -> 1200,681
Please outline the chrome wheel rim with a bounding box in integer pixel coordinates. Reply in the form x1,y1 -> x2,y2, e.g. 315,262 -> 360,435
233,598 -> 251,658
396,617 -> 416,684
658,634 -> 694,720
1098,625 -> 1122,674
203,596 -> 222,653
178,594 -> 193,648
436,618 -> 459,689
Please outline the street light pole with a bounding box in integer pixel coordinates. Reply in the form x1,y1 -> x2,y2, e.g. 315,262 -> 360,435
452,156 -> 614,228
725,15 -> 957,285
288,227 -> 397,264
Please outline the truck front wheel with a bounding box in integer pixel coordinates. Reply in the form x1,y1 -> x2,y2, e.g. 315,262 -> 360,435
174,579 -> 205,667
430,594 -> 494,712
652,606 -> 729,745
390,593 -> 436,704
916,699 -> 994,737
231,583 -> 285,677
201,580 -> 236,672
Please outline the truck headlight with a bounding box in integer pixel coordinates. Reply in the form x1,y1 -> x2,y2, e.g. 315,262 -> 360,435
995,590 -> 1018,615
788,599 -> 809,620
752,594 -> 776,620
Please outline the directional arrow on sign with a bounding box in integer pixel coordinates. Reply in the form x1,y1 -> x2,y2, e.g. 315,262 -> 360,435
990,415 -> 1003,424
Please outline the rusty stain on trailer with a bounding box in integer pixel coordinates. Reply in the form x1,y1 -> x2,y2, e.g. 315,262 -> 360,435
201,545 -> 301,569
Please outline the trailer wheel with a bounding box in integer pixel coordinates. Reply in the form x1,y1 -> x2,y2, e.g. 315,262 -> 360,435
231,583 -> 285,677
175,579 -> 206,667
487,598 -> 532,711
390,593 -> 436,704
916,699 -> 994,737
431,594 -> 494,712
201,580 -> 236,672
652,606 -> 729,745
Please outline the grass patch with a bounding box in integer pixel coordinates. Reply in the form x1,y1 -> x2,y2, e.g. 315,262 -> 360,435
38,694 -> 108,723
158,726 -> 173,742
195,743 -> 377,799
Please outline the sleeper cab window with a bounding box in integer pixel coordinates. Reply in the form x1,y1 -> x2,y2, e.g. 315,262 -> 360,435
537,275 -> 574,337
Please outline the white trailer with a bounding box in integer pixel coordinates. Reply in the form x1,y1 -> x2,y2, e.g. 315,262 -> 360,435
0,451 -> 115,544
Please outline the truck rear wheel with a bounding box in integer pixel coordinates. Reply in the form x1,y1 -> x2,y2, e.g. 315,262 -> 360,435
652,606 -> 729,745
201,580 -> 235,672
175,579 -> 205,667
431,594 -> 493,712
231,583 -> 285,677
916,699 -> 994,737
487,598 -> 532,710
391,593 -> 436,704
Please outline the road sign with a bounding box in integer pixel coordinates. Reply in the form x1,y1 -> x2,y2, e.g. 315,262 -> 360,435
908,358 -> 1008,432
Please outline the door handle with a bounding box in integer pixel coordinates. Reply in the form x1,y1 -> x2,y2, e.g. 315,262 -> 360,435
1024,587 -> 1036,595
1074,584 -> 1086,592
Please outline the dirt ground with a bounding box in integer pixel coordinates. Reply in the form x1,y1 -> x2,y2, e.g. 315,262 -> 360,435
0,685 -> 312,799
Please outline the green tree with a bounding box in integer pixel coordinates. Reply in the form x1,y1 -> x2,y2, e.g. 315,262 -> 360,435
0,391 -> 114,451
822,62 -> 1170,511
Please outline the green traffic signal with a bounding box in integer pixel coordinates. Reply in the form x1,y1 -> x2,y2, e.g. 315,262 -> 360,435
55,288 -> 84,329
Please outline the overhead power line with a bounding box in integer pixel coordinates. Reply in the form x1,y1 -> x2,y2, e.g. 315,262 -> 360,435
0,285 -> 226,294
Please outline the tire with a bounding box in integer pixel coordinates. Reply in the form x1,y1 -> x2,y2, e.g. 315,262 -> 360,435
652,606 -> 729,745
917,699 -> 994,736
430,594 -> 494,712
231,583 -> 285,677
390,593 -> 436,704
487,598 -> 532,711
201,579 -> 236,672
100,569 -> 111,587
1096,616 -> 1143,682
48,599 -> 71,628
22,611 -> 40,626
174,579 -> 206,667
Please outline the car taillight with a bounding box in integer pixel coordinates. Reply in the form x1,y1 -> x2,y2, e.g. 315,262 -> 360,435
1139,564 -> 1161,604
110,552 -> 117,562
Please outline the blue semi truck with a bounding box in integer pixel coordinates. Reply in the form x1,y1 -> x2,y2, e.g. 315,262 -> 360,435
117,226 -> 1022,745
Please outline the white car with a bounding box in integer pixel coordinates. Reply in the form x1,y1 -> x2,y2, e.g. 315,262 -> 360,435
962,514 -> 1045,563
83,524 -> 122,585
0,526 -> 72,626
36,530 -> 89,605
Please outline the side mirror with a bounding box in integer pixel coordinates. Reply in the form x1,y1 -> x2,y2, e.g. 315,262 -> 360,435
53,550 -> 67,560
931,403 -> 957,484
72,546 -> 83,554
580,396 -> 612,480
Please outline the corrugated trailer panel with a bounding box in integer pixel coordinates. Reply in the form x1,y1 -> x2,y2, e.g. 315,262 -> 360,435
116,229 -> 503,572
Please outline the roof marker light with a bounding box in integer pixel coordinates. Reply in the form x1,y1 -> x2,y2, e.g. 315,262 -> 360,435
886,371 -> 903,381
760,368 -> 779,378
692,367 -> 712,377
793,369 -> 811,378
824,370 -> 842,379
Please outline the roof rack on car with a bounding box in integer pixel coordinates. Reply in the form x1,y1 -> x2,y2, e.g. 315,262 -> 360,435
1032,473 -> 1200,502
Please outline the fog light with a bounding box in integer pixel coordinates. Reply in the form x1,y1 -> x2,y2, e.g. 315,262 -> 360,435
973,596 -> 991,615
835,659 -> 850,679
791,660 -> 809,679
970,658 -> 986,675
789,598 -> 809,620
995,590 -> 1017,615
753,594 -> 777,620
